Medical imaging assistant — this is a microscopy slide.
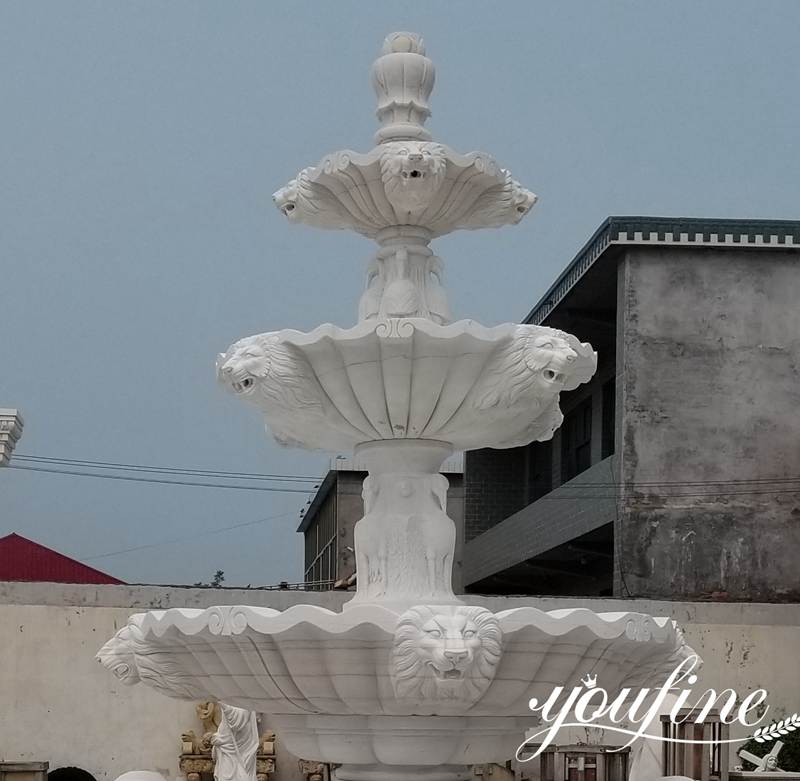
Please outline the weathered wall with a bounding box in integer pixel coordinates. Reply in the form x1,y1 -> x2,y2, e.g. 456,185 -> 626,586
617,248 -> 800,600
2,583 -> 799,777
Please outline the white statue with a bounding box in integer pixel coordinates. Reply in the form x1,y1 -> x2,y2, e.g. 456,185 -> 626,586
738,740 -> 785,772
211,704 -> 260,781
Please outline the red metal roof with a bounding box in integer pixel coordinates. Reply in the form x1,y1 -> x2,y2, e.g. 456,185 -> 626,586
0,533 -> 124,584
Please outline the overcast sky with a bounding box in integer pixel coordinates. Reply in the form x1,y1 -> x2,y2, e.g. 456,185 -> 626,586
2,1 -> 799,586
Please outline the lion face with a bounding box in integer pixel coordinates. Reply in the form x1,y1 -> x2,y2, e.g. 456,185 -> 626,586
96,625 -> 140,686
523,332 -> 596,392
391,605 -> 502,709
416,611 -> 483,681
381,142 -> 447,213
273,176 -> 300,219
216,337 -> 274,396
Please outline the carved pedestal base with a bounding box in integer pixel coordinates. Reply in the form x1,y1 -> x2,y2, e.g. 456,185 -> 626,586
345,439 -> 460,609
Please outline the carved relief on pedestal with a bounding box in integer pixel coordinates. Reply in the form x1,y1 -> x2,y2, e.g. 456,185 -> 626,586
357,244 -> 452,324
350,443 -> 458,607
179,702 -> 276,781
390,605 -> 503,710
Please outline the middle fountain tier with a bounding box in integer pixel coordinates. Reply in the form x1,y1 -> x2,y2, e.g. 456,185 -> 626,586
98,32 -> 698,781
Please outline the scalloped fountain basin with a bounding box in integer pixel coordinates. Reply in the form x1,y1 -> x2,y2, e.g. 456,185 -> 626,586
216,318 -> 596,452
98,604 -> 694,765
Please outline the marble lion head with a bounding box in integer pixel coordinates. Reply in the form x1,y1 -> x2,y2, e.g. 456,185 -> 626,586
380,141 -> 447,214
390,605 -> 502,709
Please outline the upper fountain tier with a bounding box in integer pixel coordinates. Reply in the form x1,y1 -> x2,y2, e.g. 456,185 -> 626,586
272,32 -> 537,241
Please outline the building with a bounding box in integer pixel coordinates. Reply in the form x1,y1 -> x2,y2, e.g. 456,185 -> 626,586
0,533 -> 124,585
464,216 -> 800,601
299,455 -> 464,591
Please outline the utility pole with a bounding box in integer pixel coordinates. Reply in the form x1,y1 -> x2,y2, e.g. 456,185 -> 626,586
0,409 -> 24,466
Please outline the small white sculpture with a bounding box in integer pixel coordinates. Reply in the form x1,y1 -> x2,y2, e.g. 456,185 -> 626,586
211,704 -> 260,781
391,604 -> 502,709
738,740 -> 785,772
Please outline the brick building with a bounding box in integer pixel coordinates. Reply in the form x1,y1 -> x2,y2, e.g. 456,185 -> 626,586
464,216 -> 800,601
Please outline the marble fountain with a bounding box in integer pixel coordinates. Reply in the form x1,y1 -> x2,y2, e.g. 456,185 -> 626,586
98,33 -> 696,781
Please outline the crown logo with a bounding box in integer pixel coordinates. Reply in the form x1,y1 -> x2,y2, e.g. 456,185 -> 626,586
581,673 -> 597,689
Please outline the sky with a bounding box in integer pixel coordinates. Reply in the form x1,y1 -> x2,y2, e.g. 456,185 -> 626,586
2,1 -> 799,587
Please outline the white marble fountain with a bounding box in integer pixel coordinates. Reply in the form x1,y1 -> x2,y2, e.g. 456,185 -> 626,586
98,33 -> 695,781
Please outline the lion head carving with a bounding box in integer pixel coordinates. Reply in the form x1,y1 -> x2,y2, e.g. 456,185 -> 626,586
216,333 -> 323,412
390,605 -> 502,709
381,141 -> 447,214
462,169 -> 538,230
475,328 -> 596,411
96,625 -> 141,686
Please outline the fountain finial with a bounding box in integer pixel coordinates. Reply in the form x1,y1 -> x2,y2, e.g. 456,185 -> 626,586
371,32 -> 435,144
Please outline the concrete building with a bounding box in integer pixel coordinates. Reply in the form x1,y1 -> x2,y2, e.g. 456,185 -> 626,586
464,216 -> 800,601
298,455 -> 465,591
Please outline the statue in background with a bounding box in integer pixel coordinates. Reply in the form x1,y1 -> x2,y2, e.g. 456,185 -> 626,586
180,702 -> 276,781
211,705 -> 259,781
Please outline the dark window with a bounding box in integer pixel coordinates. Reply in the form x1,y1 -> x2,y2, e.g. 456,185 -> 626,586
561,397 -> 592,482
601,378 -> 616,459
528,440 -> 553,501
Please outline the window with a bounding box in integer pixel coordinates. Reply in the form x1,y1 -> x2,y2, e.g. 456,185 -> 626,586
561,397 -> 592,482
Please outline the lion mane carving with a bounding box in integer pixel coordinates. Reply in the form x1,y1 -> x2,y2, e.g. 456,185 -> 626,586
381,141 -> 447,214
390,605 -> 502,708
216,333 -> 327,447
96,624 -> 141,686
462,169 -> 538,229
474,327 -> 597,412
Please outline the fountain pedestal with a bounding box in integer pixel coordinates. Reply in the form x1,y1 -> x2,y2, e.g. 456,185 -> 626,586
346,440 -> 459,609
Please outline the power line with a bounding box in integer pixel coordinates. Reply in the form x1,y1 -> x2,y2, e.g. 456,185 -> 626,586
82,510 -> 295,561
15,453 -> 319,482
13,452 -> 800,489
7,464 -> 315,493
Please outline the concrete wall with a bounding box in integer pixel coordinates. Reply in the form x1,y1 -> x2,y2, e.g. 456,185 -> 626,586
2,583 -> 800,777
617,248 -> 800,600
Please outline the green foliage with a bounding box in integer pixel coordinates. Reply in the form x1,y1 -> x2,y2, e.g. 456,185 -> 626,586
193,569 -> 225,588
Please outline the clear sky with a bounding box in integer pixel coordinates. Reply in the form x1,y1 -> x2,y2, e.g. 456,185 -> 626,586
2,1 -> 799,586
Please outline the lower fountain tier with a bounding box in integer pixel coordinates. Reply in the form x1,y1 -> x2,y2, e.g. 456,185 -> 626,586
98,603 -> 696,763
216,318 -> 596,452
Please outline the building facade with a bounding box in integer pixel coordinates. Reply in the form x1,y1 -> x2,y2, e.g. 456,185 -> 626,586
465,217 -> 800,601
299,455 -> 464,591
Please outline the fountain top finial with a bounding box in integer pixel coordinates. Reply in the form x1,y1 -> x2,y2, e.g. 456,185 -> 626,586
371,32 -> 435,144
381,32 -> 426,55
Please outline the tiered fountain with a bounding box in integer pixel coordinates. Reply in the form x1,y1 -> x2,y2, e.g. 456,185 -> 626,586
99,33 -> 695,781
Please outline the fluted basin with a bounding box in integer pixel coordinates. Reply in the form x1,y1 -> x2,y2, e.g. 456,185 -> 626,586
216,318 -> 596,452
98,604 -> 695,765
